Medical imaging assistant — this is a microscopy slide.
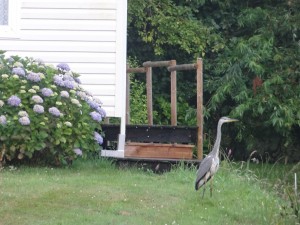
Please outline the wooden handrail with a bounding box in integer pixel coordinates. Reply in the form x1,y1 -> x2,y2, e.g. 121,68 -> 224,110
167,63 -> 197,72
143,60 -> 171,67
125,58 -> 203,159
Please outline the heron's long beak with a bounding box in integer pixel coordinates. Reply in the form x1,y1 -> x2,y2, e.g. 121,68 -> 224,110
228,118 -> 239,122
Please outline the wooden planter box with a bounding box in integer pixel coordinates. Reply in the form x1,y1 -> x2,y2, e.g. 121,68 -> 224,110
125,142 -> 194,159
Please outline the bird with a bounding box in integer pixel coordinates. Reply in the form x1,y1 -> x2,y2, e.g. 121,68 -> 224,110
195,116 -> 238,198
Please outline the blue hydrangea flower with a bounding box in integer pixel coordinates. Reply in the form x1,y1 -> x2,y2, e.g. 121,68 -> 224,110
31,95 -> 44,104
41,88 -> 53,97
33,104 -> 44,114
7,57 -> 14,64
60,91 -> 69,98
19,116 -> 30,126
0,115 -> 7,125
12,67 -> 26,77
53,75 -> 65,87
18,111 -> 29,117
73,148 -> 82,156
74,77 -> 81,84
63,80 -> 75,89
89,111 -> 102,122
76,91 -> 87,100
96,107 -> 106,118
27,72 -> 41,82
49,107 -> 61,117
63,74 -> 74,81
7,95 -> 21,107
94,132 -> 103,145
57,63 -> 70,71
87,99 -> 99,110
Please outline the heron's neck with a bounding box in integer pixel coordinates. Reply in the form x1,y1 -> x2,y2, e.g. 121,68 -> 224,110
211,122 -> 222,157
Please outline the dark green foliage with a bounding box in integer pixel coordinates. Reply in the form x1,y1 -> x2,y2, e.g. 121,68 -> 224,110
128,0 -> 300,161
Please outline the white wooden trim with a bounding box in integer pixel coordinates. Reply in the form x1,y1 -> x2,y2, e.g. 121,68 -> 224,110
114,0 -> 127,151
21,19 -> 116,31
115,1 -> 127,118
101,150 -> 124,158
22,0 -> 116,9
2,41 -> 116,52
19,30 -> 116,42
21,8 -> 116,20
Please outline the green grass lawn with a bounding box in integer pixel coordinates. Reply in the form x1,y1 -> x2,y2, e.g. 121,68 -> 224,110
0,159 -> 297,225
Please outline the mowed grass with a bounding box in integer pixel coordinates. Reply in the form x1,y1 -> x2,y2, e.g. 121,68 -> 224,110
0,159 -> 296,225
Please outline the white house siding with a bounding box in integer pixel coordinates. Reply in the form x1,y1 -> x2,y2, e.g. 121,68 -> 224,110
0,0 -> 127,118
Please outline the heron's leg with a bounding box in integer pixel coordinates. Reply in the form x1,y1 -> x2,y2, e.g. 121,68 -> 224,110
210,177 -> 214,197
201,183 -> 206,198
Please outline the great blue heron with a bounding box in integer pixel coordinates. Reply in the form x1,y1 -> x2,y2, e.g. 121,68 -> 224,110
195,117 -> 238,197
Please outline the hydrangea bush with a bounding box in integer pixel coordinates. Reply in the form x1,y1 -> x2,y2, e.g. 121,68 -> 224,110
0,52 -> 105,165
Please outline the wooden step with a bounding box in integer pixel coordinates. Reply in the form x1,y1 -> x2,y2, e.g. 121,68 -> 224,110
125,142 -> 194,159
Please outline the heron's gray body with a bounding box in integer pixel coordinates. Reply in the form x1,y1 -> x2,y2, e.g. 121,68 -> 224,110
195,117 -> 238,193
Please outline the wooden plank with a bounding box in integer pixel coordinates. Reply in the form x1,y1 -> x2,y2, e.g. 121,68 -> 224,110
6,52 -> 116,63
22,0 -> 116,9
2,41 -> 116,53
80,84 -> 115,96
101,124 -> 198,144
80,74 -> 116,85
51,63 -> 115,74
98,106 -> 115,117
21,19 -> 116,31
21,9 -> 116,20
19,30 -> 116,42
125,143 -> 193,159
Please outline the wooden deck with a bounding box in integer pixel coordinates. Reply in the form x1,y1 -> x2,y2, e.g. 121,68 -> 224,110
101,124 -> 199,172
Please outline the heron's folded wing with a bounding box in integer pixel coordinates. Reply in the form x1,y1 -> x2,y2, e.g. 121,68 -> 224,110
195,156 -> 213,187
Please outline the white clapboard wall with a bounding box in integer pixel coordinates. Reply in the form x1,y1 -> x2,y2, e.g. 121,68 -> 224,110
0,0 -> 127,119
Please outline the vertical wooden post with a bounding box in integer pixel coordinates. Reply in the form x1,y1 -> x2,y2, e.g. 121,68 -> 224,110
170,60 -> 177,126
126,64 -> 130,125
146,66 -> 153,125
196,58 -> 203,160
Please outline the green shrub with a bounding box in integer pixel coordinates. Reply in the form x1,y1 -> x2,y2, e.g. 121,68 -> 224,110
0,52 -> 105,166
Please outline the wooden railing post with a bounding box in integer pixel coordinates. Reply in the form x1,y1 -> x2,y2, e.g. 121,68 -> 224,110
196,58 -> 203,160
126,64 -> 130,125
146,66 -> 153,125
170,60 -> 177,126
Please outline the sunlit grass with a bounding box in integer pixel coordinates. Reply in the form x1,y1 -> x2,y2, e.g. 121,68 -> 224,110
0,159 -> 297,225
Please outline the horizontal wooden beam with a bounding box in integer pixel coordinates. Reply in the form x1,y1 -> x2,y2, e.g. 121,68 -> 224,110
101,124 -> 198,144
143,60 -> 171,68
125,142 -> 193,159
167,63 -> 197,72
127,67 -> 146,73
